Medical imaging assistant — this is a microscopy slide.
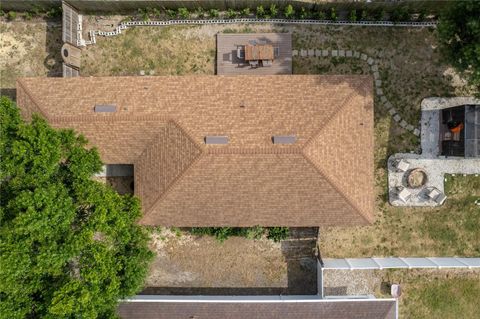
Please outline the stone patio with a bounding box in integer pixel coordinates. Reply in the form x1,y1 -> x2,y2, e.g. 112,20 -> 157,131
388,97 -> 480,207
388,154 -> 480,206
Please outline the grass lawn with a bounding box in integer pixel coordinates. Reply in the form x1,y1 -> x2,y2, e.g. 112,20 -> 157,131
320,174 -> 480,257
377,269 -> 480,319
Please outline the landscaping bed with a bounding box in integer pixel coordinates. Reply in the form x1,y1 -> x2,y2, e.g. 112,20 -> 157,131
144,228 -> 317,295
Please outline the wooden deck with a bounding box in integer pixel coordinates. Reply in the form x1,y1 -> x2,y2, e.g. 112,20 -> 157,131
216,33 -> 292,75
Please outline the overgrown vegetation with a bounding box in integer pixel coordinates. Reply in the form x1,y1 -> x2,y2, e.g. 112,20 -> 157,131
0,97 -> 153,318
189,227 -> 289,243
437,0 -> 480,95
0,6 -> 62,21
127,4 -> 436,22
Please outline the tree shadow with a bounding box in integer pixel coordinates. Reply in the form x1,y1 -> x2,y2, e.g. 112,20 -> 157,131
43,19 -> 63,77
0,88 -> 17,100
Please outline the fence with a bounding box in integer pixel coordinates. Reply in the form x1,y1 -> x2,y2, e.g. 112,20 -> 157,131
1,0 -> 452,14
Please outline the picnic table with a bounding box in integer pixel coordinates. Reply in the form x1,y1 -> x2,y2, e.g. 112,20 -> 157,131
245,44 -> 274,61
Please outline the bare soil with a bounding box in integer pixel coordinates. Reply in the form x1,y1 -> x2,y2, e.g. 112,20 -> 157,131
143,228 -> 317,295
0,18 -> 62,99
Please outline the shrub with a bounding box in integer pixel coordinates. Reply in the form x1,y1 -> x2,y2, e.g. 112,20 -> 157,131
391,7 -> 410,22
267,227 -> 289,242
437,0 -> 480,96
299,7 -> 309,19
417,9 -> 427,21
359,9 -> 368,21
349,9 -> 357,22
189,227 -> 288,243
151,7 -> 161,18
195,7 -> 205,18
165,9 -> 176,19
45,7 -> 61,18
329,7 -> 337,21
0,10 -> 5,17
315,10 -> 326,20
138,8 -> 150,21
256,5 -> 266,18
23,12 -> 32,20
245,226 -> 265,240
240,8 -> 251,17
209,8 -> 220,18
171,227 -> 182,237
269,4 -> 279,18
6,11 -> 16,20
284,4 -> 295,19
374,8 -> 386,21
177,7 -> 190,19
226,8 -> 238,19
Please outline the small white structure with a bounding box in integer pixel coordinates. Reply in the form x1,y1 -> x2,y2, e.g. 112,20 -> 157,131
426,188 -> 447,205
393,159 -> 410,172
397,187 -> 412,203
390,284 -> 402,298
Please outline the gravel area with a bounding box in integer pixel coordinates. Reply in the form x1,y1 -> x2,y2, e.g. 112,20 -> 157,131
322,269 -> 380,296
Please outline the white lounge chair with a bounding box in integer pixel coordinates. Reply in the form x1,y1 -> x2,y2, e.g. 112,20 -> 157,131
426,188 -> 447,205
397,187 -> 412,203
393,159 -> 410,172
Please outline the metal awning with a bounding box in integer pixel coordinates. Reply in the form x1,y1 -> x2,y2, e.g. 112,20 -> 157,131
465,104 -> 479,157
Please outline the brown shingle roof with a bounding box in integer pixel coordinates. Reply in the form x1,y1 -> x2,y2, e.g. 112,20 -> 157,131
16,75 -> 374,226
117,300 -> 397,319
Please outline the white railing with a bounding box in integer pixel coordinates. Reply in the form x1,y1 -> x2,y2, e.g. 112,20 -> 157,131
321,257 -> 480,270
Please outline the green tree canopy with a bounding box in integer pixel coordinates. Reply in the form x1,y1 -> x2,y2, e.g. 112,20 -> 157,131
0,97 -> 153,318
437,1 -> 480,94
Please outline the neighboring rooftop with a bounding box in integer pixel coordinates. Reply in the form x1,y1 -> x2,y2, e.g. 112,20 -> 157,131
16,75 -> 374,227
216,33 -> 292,75
117,298 -> 397,319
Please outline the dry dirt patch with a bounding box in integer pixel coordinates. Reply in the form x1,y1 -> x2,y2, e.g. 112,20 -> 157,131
0,19 -> 62,97
145,228 -> 287,288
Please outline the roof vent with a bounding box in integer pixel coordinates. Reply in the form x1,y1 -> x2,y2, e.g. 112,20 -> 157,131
273,135 -> 296,144
94,104 -> 117,113
205,136 -> 229,144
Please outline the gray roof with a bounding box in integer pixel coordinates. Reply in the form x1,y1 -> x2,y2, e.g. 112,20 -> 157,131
465,104 -> 479,157
117,299 -> 397,319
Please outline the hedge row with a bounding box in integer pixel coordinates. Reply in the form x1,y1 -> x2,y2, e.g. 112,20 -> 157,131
189,226 -> 290,243
132,4 -> 436,22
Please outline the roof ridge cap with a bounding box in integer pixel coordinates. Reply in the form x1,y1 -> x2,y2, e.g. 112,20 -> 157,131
207,147 -> 302,155
16,79 -> 49,119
